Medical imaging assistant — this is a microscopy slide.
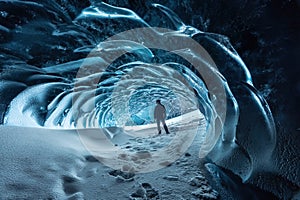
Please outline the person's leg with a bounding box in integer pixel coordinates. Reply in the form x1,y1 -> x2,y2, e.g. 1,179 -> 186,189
156,119 -> 161,134
162,119 -> 170,134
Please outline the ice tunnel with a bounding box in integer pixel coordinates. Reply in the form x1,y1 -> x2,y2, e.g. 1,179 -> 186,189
0,0 -> 278,191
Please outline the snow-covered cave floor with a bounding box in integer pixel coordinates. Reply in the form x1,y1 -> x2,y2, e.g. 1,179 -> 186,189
0,112 -> 277,199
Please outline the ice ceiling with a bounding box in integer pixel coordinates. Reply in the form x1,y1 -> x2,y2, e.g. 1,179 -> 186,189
0,0 -> 276,182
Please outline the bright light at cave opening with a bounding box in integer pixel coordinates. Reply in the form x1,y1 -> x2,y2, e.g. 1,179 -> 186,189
110,63 -> 200,128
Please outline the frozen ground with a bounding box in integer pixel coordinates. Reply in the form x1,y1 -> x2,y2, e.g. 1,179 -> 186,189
0,110 -> 278,199
0,111 -> 218,199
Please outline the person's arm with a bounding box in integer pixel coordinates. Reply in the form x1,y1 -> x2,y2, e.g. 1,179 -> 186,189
162,106 -> 166,119
154,106 -> 158,120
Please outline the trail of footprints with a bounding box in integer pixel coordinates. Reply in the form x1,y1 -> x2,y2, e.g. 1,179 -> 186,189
61,155 -> 98,199
130,183 -> 159,200
60,155 -> 218,200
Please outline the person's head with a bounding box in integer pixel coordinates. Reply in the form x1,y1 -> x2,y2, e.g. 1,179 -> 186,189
156,99 -> 161,104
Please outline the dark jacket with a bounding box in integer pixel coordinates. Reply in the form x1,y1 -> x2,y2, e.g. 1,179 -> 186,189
154,103 -> 166,119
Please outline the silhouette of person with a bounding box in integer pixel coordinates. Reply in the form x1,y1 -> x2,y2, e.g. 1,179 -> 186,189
154,100 -> 170,134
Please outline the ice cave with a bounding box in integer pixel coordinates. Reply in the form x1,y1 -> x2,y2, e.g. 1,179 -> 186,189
0,0 -> 299,199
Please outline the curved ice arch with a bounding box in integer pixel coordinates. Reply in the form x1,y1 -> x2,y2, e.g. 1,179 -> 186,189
0,1 -> 278,184
195,32 -> 276,181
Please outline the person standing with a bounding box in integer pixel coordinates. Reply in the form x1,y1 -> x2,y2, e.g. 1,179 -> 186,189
154,100 -> 170,134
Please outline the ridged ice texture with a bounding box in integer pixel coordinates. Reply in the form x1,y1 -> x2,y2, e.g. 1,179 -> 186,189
0,0 -> 276,182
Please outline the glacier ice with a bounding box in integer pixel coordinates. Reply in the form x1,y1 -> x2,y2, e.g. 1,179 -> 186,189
0,0 -> 291,198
